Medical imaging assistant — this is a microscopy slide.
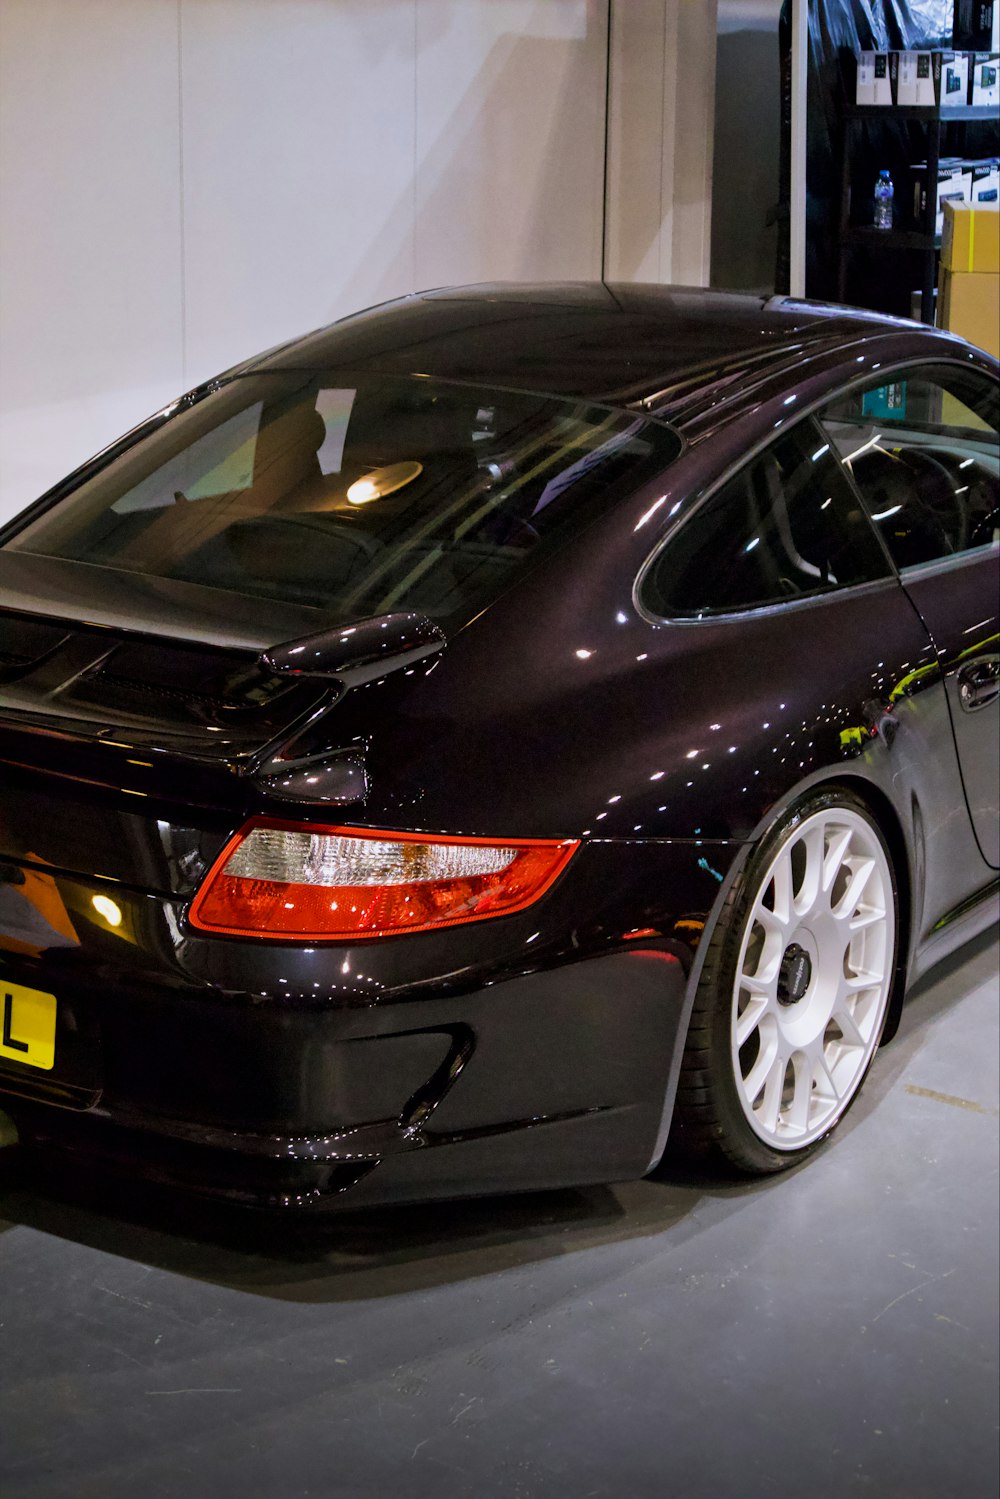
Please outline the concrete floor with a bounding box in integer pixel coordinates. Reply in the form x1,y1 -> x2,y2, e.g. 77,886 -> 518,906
0,931 -> 997,1499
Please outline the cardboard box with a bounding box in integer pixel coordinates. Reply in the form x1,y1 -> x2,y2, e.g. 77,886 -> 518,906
938,267 -> 1000,356
953,0 -> 999,52
898,51 -> 937,105
937,50 -> 972,104
941,200 -> 1000,270
970,51 -> 1000,102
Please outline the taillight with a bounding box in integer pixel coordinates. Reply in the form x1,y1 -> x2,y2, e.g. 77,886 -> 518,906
188,819 -> 578,941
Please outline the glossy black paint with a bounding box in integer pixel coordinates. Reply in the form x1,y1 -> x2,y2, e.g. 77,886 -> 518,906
0,285 -> 997,1208
896,552 -> 1000,869
259,611 -> 446,684
246,283 -> 896,409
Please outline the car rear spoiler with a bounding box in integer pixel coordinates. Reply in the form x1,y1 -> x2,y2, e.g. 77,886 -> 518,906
259,611 -> 446,687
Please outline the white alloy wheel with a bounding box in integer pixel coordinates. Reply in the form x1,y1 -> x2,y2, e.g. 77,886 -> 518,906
730,805 -> 895,1151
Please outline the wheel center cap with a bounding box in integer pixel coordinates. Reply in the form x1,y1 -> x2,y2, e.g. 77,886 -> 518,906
777,942 -> 813,1006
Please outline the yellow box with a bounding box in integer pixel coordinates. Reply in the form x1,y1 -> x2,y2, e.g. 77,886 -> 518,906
938,267 -> 1000,358
941,201 -> 1000,273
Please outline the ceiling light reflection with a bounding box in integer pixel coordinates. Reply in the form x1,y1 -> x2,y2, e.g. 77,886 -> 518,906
92,894 -> 122,927
347,460 -> 423,505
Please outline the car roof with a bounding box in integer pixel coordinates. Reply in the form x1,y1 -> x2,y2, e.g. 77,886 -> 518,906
249,282 -> 939,426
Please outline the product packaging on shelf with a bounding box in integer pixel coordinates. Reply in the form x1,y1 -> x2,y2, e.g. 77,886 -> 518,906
856,38 -> 998,107
936,51 -> 972,105
856,51 -> 894,104
912,159 -> 973,234
969,52 -> 1000,103
897,51 -> 937,105
966,158 -> 1000,203
953,0 -> 999,53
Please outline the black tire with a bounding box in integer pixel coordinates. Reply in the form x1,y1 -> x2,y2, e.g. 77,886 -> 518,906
675,786 -> 899,1175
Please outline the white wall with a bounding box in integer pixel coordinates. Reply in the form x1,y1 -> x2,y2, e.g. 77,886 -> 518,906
0,1 -> 185,525
0,0 -> 608,526
0,0 -> 714,529
604,0 -> 718,287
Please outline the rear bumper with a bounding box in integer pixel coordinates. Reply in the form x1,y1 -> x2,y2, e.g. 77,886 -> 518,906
3,947 -> 689,1209
0,836 -> 739,1208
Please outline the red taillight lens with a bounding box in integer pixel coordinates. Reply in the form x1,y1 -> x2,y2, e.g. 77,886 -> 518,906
188,820 -> 579,941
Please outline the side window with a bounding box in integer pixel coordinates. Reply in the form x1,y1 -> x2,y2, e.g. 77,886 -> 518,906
641,419 -> 891,617
818,366 -> 1000,570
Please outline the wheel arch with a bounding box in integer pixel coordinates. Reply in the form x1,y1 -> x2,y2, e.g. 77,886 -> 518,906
648,767 -> 915,1171
662,774 -> 912,1172
818,773 -> 913,1045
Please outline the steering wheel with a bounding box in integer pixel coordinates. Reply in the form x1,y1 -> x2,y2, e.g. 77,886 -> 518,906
895,448 -> 969,554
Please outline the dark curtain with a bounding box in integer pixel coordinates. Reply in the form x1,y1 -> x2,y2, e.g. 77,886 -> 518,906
777,1 -> 955,299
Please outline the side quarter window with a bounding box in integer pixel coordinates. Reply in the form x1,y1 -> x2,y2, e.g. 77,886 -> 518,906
817,366 -> 1000,570
640,418 -> 891,618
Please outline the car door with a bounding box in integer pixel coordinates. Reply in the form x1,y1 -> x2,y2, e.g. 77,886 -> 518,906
817,362 -> 1000,868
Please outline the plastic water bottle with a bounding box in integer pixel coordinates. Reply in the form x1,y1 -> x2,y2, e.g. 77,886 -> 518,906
874,169 -> 894,230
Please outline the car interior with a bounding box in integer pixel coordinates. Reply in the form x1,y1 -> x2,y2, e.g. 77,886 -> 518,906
12,379 -> 667,627
819,374 -> 1000,567
642,420 -> 890,617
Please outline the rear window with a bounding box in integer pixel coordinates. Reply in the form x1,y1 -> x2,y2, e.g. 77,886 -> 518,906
7,374 -> 679,630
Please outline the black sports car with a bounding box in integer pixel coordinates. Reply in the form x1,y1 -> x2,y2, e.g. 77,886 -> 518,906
0,284 -> 997,1208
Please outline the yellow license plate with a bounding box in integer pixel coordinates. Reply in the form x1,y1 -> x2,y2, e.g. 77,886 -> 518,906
1,981 -> 56,1071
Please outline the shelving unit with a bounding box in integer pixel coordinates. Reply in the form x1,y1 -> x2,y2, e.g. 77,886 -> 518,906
836,101 -> 999,323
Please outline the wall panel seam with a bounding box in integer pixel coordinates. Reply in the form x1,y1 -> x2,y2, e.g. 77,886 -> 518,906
412,0 -> 418,293
600,0 -> 612,280
177,0 -> 187,386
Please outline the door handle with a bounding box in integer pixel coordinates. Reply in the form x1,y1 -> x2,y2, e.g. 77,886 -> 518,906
957,655 -> 1000,713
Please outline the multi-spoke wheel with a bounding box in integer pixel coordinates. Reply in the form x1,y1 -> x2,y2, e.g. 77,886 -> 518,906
676,789 -> 899,1173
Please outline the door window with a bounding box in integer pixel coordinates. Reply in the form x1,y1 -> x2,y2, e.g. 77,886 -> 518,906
817,366 -> 1000,570
640,419 -> 891,618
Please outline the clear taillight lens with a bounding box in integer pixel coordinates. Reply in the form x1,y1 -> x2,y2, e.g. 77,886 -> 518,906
188,820 -> 578,941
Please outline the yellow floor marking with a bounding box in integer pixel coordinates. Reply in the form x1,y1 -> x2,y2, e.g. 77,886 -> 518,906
905,1084 -> 1000,1117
